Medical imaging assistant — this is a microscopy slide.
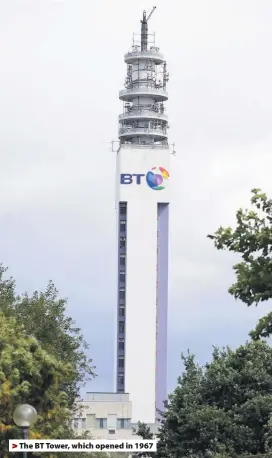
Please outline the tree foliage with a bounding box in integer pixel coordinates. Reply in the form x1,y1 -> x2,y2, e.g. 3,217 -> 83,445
132,422 -> 154,458
156,341 -> 272,458
0,312 -> 74,455
0,266 -> 95,408
133,421 -> 153,439
208,188 -> 272,340
0,265 -> 97,456
156,189 -> 272,456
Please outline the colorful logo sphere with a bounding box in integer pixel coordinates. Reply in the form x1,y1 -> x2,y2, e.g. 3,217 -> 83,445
146,166 -> 169,190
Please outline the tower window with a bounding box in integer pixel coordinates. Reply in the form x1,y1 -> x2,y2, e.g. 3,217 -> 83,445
120,237 -> 126,249
119,322 -> 125,333
120,220 -> 126,232
120,255 -> 126,266
118,357 -> 124,368
119,339 -> 125,351
119,288 -> 125,299
119,307 -> 125,317
120,203 -> 127,216
118,374 -> 124,386
119,272 -> 125,283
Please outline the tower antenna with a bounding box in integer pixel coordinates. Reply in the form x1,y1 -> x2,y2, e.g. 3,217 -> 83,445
141,6 -> 156,51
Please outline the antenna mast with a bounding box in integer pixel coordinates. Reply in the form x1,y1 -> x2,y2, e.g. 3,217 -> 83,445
141,6 -> 156,51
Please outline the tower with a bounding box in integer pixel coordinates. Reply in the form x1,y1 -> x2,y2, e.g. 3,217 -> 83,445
115,7 -> 170,424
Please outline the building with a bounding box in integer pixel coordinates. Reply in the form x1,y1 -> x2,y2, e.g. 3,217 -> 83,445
73,392 -> 141,440
115,8 -> 170,424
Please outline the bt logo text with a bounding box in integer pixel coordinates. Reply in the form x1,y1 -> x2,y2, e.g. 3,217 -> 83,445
120,174 -> 145,185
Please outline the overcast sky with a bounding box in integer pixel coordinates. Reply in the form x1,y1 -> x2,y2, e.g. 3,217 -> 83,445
0,0 -> 272,395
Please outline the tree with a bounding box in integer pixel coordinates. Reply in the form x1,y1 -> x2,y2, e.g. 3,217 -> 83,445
208,188 -> 272,340
131,422 -> 154,458
156,341 -> 272,458
133,421 -> 153,439
0,266 -> 95,408
0,312 -> 74,456
0,312 -> 103,458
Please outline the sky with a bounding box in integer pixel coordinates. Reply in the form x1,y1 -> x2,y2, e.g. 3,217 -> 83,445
0,0 -> 271,395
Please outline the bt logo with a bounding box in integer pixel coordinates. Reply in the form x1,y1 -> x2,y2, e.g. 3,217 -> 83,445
120,174 -> 145,185
120,167 -> 169,191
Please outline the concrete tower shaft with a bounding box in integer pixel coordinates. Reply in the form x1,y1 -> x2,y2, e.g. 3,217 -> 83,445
115,8 -> 170,425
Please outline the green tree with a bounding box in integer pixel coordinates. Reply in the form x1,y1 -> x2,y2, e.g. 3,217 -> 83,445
156,341 -> 272,458
0,312 -> 74,456
133,421 -> 153,439
0,312 -> 103,458
208,188 -> 272,340
132,422 -> 154,458
0,266 -> 95,408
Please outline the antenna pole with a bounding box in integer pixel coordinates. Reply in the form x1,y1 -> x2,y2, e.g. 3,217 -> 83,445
141,11 -> 148,51
141,6 -> 156,52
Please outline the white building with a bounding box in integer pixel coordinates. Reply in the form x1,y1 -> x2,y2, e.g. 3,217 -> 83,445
115,8 -> 170,424
73,392 -> 138,440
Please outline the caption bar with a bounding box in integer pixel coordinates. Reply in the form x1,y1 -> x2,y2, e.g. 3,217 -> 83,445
9,439 -> 157,453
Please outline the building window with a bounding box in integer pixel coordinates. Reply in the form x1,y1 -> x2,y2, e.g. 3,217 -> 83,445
120,255 -> 126,267
119,322 -> 124,333
81,418 -> 86,429
120,237 -> 126,249
120,220 -> 126,232
108,415 -> 117,430
86,414 -> 96,428
117,418 -> 131,429
119,288 -> 125,300
118,357 -> 124,368
119,419 -> 125,429
73,419 -> 79,429
119,307 -> 125,317
120,203 -> 127,216
96,418 -> 107,429
119,272 -> 125,283
109,430 -> 115,435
